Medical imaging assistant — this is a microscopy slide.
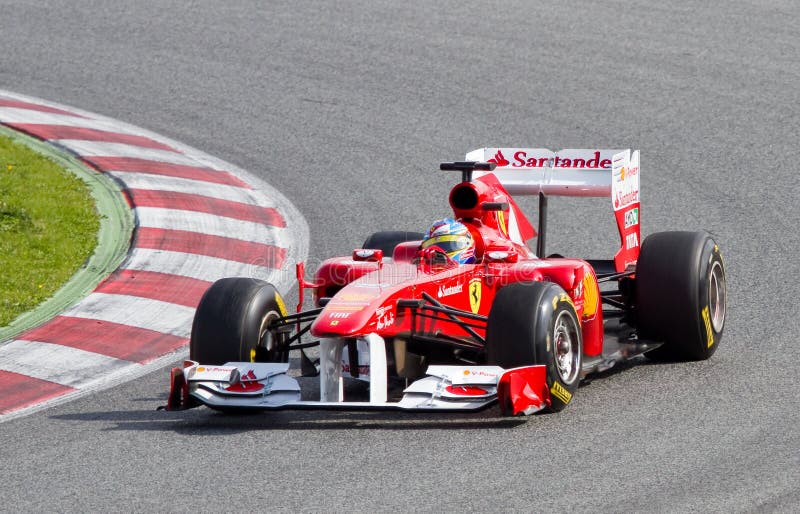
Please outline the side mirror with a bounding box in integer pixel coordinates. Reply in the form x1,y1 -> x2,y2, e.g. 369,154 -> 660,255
352,249 -> 383,262
484,249 -> 519,263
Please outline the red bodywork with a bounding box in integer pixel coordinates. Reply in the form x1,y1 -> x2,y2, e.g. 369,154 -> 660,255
168,155 -> 650,416
308,174 -> 609,359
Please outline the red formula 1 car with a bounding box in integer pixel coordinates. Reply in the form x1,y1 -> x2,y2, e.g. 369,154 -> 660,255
166,148 -> 727,415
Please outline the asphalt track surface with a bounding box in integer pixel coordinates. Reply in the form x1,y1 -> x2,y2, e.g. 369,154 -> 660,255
1,0 -> 798,511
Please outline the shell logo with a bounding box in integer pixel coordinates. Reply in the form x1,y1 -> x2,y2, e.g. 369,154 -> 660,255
582,275 -> 599,319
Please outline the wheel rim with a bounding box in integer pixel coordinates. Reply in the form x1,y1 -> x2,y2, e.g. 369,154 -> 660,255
708,260 -> 726,332
252,310 -> 281,361
553,311 -> 580,384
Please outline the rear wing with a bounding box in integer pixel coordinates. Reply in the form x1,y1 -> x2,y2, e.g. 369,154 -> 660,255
465,148 -> 641,271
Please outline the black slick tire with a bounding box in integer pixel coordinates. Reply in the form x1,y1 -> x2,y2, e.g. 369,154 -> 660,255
361,231 -> 425,257
486,282 -> 582,413
636,231 -> 726,361
190,278 -> 288,365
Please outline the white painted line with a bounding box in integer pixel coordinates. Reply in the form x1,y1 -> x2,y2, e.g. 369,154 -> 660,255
61,293 -> 195,338
122,248 -> 285,284
0,340 -> 139,388
134,206 -> 288,244
53,140 -> 203,167
108,171 -> 276,207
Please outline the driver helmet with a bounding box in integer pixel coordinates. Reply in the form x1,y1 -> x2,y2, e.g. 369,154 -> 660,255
421,218 -> 476,264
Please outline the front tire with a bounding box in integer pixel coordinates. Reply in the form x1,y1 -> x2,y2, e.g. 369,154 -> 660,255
190,278 -> 289,365
486,282 -> 582,413
636,231 -> 726,361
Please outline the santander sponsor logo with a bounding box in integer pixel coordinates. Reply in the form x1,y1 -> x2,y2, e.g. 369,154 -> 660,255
487,150 -> 510,166
511,150 -> 612,169
224,369 -> 264,392
485,149 -> 613,169
437,283 -> 464,298
240,369 -> 257,381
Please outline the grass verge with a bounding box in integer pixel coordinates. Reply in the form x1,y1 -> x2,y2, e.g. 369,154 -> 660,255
0,135 -> 100,327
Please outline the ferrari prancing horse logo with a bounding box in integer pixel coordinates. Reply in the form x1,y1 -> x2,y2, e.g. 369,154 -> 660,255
469,279 -> 481,314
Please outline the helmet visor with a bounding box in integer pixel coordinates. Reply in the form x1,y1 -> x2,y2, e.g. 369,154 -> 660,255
421,235 -> 471,255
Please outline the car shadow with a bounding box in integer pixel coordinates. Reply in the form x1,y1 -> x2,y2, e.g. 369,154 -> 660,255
50,404 -> 529,433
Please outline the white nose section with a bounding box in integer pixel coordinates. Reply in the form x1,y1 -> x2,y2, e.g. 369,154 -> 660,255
319,338 -> 344,402
364,333 -> 387,404
318,333 -> 388,404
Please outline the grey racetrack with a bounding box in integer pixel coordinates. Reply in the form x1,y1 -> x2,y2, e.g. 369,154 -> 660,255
1,0 -> 799,511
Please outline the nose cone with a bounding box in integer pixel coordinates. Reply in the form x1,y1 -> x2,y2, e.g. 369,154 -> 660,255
310,285 -> 388,337
311,263 -> 417,337
312,304 -> 372,337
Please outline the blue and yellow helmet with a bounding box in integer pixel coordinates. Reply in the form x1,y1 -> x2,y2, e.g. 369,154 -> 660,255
421,218 -> 476,264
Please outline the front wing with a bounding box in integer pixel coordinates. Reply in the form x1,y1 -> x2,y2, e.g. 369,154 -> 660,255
168,358 -> 552,416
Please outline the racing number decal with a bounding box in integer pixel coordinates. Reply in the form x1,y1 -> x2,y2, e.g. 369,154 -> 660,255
469,279 -> 481,314
701,306 -> 714,348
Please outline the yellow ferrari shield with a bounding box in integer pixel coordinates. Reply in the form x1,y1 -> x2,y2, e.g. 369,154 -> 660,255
469,279 -> 481,314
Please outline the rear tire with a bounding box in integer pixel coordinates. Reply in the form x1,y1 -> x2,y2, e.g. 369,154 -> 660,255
190,278 -> 289,365
636,231 -> 726,361
486,282 -> 582,413
361,231 -> 425,257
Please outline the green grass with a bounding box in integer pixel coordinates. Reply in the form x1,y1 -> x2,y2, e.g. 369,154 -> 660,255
0,135 -> 99,327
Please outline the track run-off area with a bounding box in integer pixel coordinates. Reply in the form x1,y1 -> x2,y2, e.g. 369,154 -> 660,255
0,91 -> 308,418
0,1 -> 798,511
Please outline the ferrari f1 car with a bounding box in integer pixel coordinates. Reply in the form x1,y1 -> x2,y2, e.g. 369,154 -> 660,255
166,148 -> 727,416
